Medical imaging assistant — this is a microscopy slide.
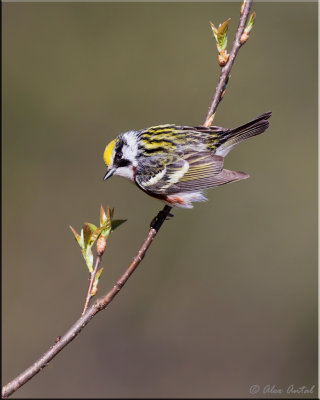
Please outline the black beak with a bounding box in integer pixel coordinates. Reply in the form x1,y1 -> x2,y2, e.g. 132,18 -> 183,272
103,168 -> 116,181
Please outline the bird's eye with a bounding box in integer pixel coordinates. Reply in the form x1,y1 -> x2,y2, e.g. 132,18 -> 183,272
115,150 -> 122,161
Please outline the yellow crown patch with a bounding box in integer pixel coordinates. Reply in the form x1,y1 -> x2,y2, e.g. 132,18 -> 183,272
103,139 -> 116,167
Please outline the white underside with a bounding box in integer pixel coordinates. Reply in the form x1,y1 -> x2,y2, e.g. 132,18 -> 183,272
164,191 -> 207,208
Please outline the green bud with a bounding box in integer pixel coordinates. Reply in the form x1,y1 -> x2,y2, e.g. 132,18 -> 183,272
210,18 -> 231,53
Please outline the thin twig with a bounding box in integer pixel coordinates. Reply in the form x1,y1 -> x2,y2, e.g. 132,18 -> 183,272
204,0 -> 252,126
2,205 -> 172,398
82,255 -> 102,315
3,2 -> 255,397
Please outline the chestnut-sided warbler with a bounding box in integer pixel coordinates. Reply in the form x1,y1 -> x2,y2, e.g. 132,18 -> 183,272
103,112 -> 271,208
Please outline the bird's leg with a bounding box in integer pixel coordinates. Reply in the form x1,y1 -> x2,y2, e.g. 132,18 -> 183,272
150,205 -> 173,231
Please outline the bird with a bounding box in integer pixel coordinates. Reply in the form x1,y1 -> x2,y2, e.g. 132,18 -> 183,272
103,112 -> 271,208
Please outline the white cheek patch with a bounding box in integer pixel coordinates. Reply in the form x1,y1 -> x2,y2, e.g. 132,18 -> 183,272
122,131 -> 138,166
114,165 -> 135,181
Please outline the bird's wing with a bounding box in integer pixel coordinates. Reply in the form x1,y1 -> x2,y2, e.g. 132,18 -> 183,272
135,152 -> 248,195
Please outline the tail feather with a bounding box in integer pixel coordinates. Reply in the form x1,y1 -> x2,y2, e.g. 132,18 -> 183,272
216,111 -> 272,157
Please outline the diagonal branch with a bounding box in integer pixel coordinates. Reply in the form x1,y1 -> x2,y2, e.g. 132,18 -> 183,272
2,2 -> 255,397
2,205 -> 172,398
204,0 -> 253,127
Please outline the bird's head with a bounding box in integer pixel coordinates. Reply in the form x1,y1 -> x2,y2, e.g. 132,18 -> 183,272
103,132 -> 138,181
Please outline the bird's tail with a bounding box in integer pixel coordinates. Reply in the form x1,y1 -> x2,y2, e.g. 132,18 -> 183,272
216,111 -> 272,157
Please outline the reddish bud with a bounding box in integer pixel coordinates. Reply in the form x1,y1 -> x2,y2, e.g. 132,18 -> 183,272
240,32 -> 249,45
90,284 -> 98,296
96,236 -> 107,256
240,1 -> 245,15
218,51 -> 229,67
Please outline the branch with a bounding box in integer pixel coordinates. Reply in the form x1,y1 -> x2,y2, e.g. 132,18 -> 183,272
204,0 -> 253,126
2,205 -> 172,398
3,2 -> 256,397
82,254 -> 102,315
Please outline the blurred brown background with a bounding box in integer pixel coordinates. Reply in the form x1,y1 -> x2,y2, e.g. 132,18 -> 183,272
2,2 -> 318,398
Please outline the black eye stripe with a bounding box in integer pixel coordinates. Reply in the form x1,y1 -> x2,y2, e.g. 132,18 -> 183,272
115,150 -> 122,160
114,138 -> 124,160
115,138 -> 124,151
113,136 -> 131,167
118,159 -> 130,167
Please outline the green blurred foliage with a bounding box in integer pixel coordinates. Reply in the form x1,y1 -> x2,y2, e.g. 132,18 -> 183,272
3,2 -> 317,398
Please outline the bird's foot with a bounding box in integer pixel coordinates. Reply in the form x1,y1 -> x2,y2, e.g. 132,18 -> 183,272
150,205 -> 173,231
